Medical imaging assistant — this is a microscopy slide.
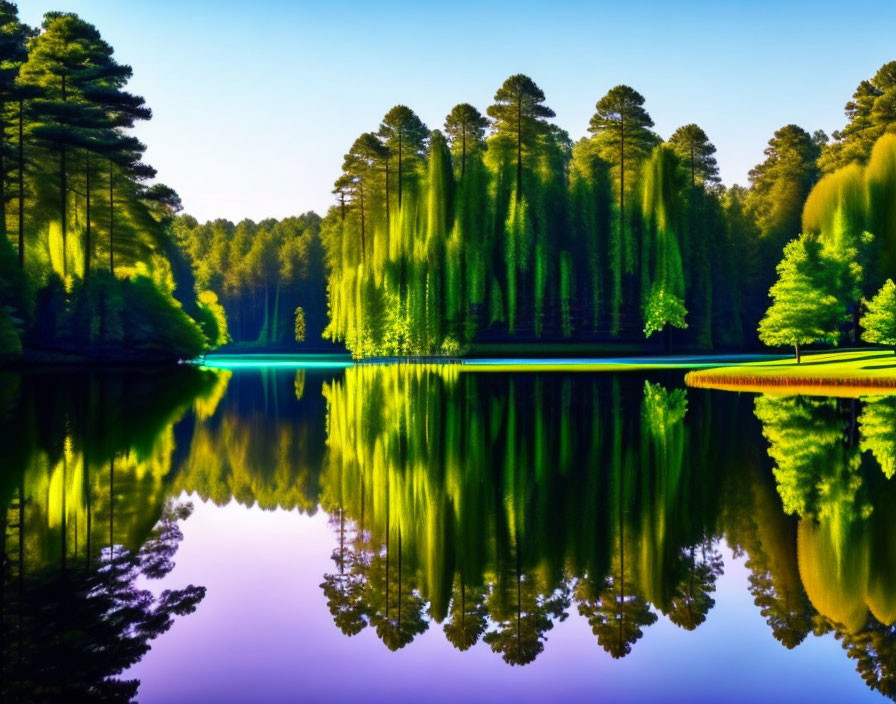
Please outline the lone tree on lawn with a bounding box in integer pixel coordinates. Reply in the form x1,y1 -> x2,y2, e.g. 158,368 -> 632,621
758,236 -> 843,363
861,279 -> 896,354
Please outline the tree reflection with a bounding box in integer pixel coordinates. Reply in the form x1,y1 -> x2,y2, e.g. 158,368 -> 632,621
0,369 -> 213,702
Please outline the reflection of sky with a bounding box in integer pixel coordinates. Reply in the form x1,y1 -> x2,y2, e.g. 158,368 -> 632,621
129,495 -> 882,703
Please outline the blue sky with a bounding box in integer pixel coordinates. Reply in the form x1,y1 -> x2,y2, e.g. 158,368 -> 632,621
19,0 -> 896,223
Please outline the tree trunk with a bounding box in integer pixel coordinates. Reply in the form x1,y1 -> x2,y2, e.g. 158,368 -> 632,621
61,74 -> 67,279
795,342 -> 801,364
359,182 -> 366,260
664,325 -> 671,355
384,160 -> 390,228
84,150 -> 91,279
398,131 -> 403,210
109,160 -> 115,274
0,104 -> 6,245
516,96 -> 522,201
619,118 -> 625,268
17,98 -> 24,269
461,124 -> 466,178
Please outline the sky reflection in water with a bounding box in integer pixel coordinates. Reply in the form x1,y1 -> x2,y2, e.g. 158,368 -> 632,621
1,364 -> 893,703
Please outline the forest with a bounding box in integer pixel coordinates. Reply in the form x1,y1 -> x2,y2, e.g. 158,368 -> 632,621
2,5 -> 896,361
0,6 -> 228,362
321,65 -> 896,357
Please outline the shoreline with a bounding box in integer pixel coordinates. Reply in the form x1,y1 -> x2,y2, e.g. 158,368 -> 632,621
684,349 -> 896,396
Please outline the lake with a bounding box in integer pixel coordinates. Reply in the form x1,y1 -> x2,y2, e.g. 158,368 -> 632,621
1,361 -> 894,703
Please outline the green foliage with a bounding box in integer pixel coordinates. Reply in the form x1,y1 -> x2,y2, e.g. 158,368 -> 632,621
0,7 -> 224,362
174,213 -> 323,347
196,289 -> 229,349
758,236 -> 844,356
668,124 -> 720,187
643,286 -> 687,338
821,61 -> 896,172
861,279 -> 896,348
294,305 -> 306,342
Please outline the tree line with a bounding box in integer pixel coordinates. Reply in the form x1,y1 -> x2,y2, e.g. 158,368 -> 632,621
0,6 -> 229,361
172,213 -> 330,349
321,62 -> 896,357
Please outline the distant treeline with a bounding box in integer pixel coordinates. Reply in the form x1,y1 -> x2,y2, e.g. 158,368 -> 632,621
173,213 -> 330,349
319,63 -> 896,357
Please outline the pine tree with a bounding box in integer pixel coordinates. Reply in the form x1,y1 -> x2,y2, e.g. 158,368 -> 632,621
487,74 -> 554,201
378,105 -> 427,212
668,123 -> 720,188
443,103 -> 488,178
821,61 -> 896,172
0,2 -> 30,263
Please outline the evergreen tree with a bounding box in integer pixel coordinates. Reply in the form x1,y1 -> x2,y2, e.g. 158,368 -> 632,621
487,74 -> 554,201
0,2 -> 29,261
821,61 -> 896,172
668,123 -> 720,188
443,102 -> 488,178
378,105 -> 427,211
20,12 -> 125,279
589,85 -> 658,333
748,125 -> 823,247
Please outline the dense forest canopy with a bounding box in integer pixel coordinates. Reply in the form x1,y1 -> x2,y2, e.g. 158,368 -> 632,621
3,3 -> 896,360
0,5 -> 230,361
320,60 -> 896,357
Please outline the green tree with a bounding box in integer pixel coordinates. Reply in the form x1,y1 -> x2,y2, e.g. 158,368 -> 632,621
747,125 -> 823,297
443,102 -> 488,178
589,86 -> 658,333
0,2 -> 30,261
341,132 -> 387,260
294,305 -> 306,342
668,123 -> 720,188
20,12 -> 127,280
758,236 -> 843,363
487,74 -> 554,200
821,61 -> 896,172
861,279 -> 896,352
378,105 -> 427,211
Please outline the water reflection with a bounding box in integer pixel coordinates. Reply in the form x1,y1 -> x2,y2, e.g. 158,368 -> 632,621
2,364 -> 896,700
0,368 -> 214,702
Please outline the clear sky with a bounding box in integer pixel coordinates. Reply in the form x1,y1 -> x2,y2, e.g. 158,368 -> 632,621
19,0 -> 896,224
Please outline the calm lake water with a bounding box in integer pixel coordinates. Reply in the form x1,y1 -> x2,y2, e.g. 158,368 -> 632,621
1,362 -> 895,703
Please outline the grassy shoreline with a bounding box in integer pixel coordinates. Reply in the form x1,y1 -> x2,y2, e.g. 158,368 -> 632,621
685,349 -> 896,396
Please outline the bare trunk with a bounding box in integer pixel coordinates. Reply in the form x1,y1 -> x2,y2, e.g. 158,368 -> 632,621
84,151 -> 91,278
795,342 -> 801,365
397,130 -> 403,210
516,95 -> 522,201
61,74 -> 67,279
17,98 -> 24,268
109,161 -> 115,274
461,124 -> 466,178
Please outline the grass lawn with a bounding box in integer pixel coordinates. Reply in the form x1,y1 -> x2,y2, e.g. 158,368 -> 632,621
685,348 -> 896,396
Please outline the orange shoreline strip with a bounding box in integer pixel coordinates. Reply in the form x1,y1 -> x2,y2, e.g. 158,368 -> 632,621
684,370 -> 896,397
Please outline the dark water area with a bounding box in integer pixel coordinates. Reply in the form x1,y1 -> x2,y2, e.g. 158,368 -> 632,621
1,363 -> 895,702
